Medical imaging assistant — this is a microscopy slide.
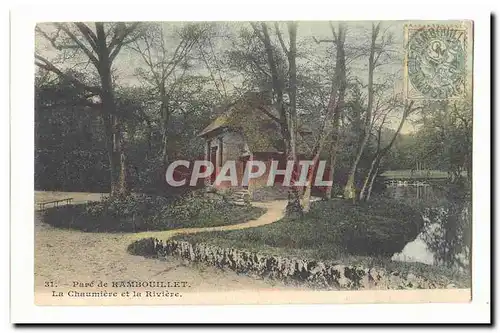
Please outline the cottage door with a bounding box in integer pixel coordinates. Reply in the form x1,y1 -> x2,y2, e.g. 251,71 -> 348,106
210,147 -> 218,183
238,155 -> 250,189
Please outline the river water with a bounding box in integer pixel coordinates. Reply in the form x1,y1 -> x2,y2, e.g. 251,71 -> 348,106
384,182 -> 472,273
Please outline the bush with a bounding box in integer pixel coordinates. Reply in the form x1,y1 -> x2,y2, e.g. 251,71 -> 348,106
42,192 -> 265,233
306,198 -> 424,255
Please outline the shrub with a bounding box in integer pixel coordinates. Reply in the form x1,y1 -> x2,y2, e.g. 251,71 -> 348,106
127,238 -> 156,257
42,191 -> 265,233
306,198 -> 424,256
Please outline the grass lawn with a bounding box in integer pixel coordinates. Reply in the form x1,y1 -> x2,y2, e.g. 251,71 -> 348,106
175,198 -> 470,287
41,191 -> 265,233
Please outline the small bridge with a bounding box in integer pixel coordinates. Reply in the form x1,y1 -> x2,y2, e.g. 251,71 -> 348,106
379,170 -> 449,187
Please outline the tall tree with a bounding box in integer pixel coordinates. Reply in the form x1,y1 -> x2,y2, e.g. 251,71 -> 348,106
302,22 -> 347,211
130,23 -> 205,167
195,24 -> 230,101
415,100 -> 472,184
35,22 -> 141,196
250,21 -> 303,216
359,99 -> 418,201
324,22 -> 348,201
343,22 -> 397,201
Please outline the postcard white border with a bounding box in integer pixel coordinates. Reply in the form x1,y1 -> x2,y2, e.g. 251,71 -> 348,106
10,0 -> 491,324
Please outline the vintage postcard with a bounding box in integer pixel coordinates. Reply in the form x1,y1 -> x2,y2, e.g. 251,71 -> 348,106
9,4 -> 491,324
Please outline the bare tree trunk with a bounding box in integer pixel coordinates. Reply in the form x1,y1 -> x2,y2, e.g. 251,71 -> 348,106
325,108 -> 342,199
327,23 -> 347,200
101,93 -> 122,196
96,23 -> 129,197
359,117 -> 384,202
311,23 -> 347,201
286,153 -> 303,216
138,109 -> 153,158
343,23 -> 380,201
325,149 -> 337,199
160,85 -> 170,167
360,155 -> 379,201
253,22 -> 302,216
302,154 -> 320,212
365,165 -> 379,201
344,149 -> 362,200
359,101 -> 415,201
108,106 -> 129,197
102,116 -> 118,195
117,133 -> 130,196
285,22 -> 303,217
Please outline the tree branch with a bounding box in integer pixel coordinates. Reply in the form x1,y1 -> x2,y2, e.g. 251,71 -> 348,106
329,21 -> 338,42
250,22 -> 266,44
130,36 -> 161,88
274,22 -> 289,56
35,26 -> 73,50
108,22 -> 141,61
54,23 -> 99,67
380,100 -> 416,154
257,105 -> 282,124
35,54 -> 101,94
74,23 -> 99,54
244,54 -> 272,80
312,36 -> 335,44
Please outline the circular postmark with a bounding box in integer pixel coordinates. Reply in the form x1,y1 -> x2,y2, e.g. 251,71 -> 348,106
407,27 -> 466,99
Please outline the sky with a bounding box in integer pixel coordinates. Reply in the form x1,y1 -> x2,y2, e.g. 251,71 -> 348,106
35,20 -> 473,134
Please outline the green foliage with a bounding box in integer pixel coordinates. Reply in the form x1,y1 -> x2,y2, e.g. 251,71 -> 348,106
35,72 -> 220,194
385,101 -> 472,182
179,197 -> 424,258
42,192 -> 265,233
35,75 -> 110,192
421,188 -> 472,271
126,238 -> 156,257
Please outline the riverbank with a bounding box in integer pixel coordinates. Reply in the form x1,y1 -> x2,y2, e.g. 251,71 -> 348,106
168,198 -> 470,288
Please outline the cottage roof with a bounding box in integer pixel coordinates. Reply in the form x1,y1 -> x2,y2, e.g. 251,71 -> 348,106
197,103 -> 236,137
199,92 -> 313,154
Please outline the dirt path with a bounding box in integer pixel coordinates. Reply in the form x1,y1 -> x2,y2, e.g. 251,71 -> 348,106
130,200 -> 288,240
35,192 -> 296,295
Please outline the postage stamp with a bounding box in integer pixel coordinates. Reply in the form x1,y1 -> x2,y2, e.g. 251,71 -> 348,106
404,24 -> 470,100
9,11 -> 490,324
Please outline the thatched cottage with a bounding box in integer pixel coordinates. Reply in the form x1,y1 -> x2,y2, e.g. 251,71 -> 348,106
198,92 -> 313,193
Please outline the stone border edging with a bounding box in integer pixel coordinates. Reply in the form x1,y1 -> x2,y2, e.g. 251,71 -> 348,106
127,238 -> 454,290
